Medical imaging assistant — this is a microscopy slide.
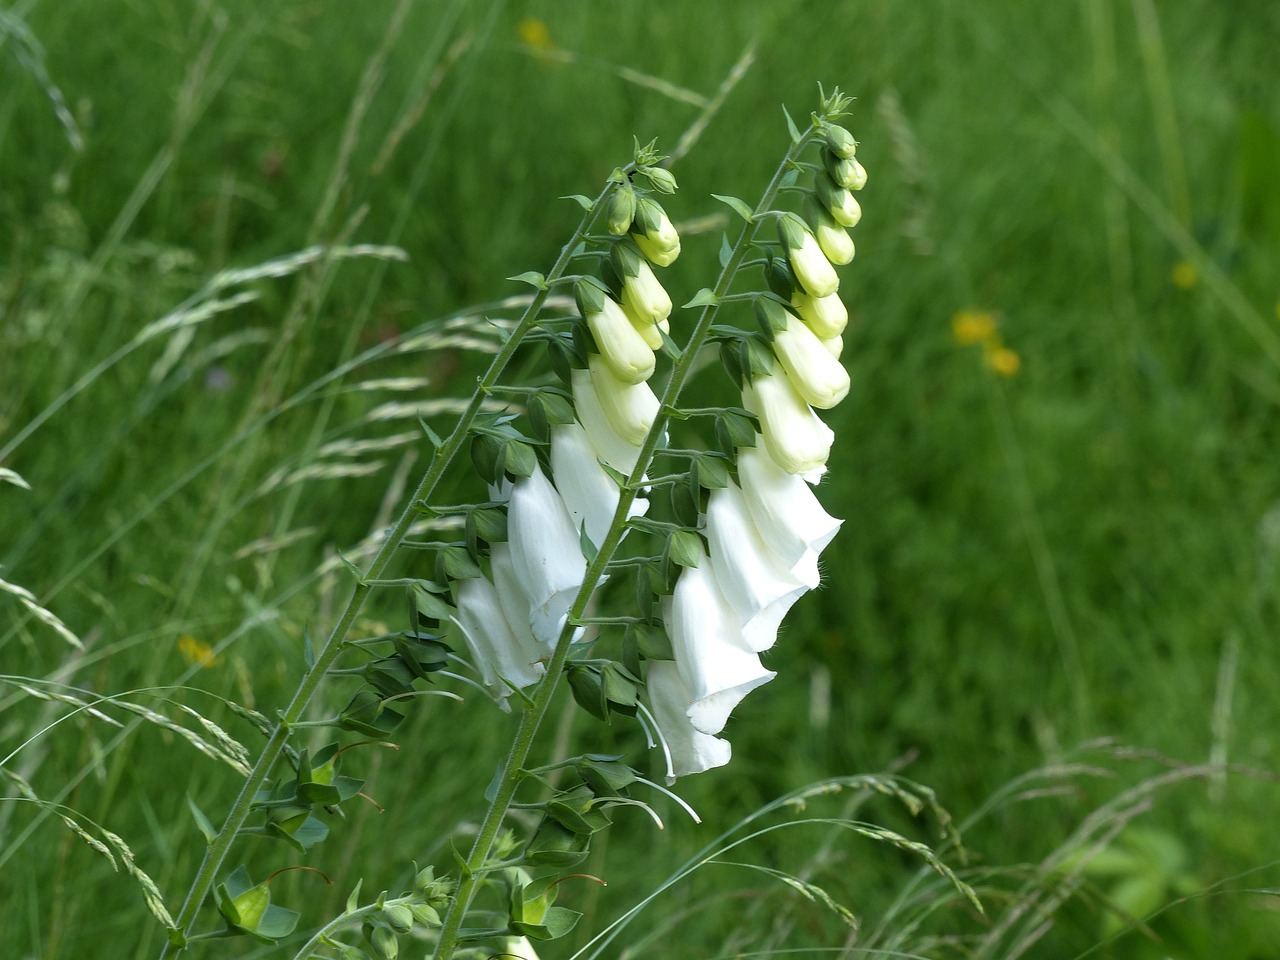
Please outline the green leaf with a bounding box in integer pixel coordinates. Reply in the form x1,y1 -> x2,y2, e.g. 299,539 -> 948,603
782,103 -> 802,144
682,287 -> 721,309
417,417 -> 442,450
441,545 -> 482,581
346,879 -> 364,915
413,581 -> 452,623
187,795 -> 217,845
338,690 -> 405,738
514,905 -> 583,941
507,271 -> 548,290
470,432 -> 504,486
524,819 -> 591,867
562,194 -> 594,212
567,665 -> 608,722
546,784 -> 612,835
504,440 -> 538,479
695,453 -> 731,489
472,506 -> 508,543
668,530 -> 704,569
632,621 -> 674,660
718,233 -> 733,268
719,409 -> 758,449
711,193 -> 755,223
577,755 -> 637,795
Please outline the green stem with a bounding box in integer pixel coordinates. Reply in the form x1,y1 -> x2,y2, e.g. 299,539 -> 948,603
159,177 -> 621,958
430,124 -> 819,960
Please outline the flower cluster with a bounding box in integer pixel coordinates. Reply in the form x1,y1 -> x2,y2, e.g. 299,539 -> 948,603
451,166 -> 681,709
647,119 -> 864,779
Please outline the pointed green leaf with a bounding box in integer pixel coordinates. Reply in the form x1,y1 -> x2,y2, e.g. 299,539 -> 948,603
682,287 -> 721,310
187,795 -> 217,845
441,545 -> 483,581
711,194 -> 755,223
507,271 -> 548,290
562,194 -> 595,212
668,530 -> 704,569
504,440 -> 538,479
782,103 -> 802,144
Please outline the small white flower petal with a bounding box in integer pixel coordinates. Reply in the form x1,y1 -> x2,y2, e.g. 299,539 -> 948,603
705,484 -> 809,652
505,463 -> 588,645
736,444 -> 842,580
666,558 -> 776,735
451,575 -> 545,708
646,660 -> 731,782
550,422 -> 647,548
772,316 -> 851,410
742,372 -> 834,477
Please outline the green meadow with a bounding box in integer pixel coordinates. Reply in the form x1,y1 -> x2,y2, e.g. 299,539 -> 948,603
3,1 -> 1280,957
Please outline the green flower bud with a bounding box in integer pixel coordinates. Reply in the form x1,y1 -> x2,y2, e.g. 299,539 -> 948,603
777,213 -> 838,298
383,904 -> 415,935
630,197 -> 680,266
814,171 -> 862,229
847,157 -> 868,191
823,148 -> 862,191
823,123 -> 857,158
367,924 -> 398,960
640,165 -> 679,194
606,183 -> 637,236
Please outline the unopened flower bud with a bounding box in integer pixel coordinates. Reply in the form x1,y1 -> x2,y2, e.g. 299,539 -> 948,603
770,313 -> 850,409
814,171 -> 862,229
821,333 -> 843,358
630,196 -> 681,266
616,254 -> 673,326
790,288 -> 848,340
640,165 -> 678,194
583,290 -> 655,384
742,370 -> 834,478
384,904 -> 415,935
587,353 -> 660,446
606,183 -> 637,236
823,123 -> 857,158
778,214 -> 838,298
847,157 -> 868,191
823,149 -> 862,191
804,196 -> 854,265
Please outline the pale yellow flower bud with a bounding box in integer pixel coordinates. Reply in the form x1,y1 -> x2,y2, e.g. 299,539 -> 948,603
771,315 -> 850,409
586,295 -> 655,384
742,371 -> 834,478
790,288 -> 848,340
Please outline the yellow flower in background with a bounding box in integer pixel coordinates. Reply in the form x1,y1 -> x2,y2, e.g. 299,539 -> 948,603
518,16 -> 553,51
1171,260 -> 1198,290
178,634 -> 219,668
984,344 -> 1021,378
951,309 -> 997,345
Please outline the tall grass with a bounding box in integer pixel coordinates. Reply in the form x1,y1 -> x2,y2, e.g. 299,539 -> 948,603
3,1 -> 1279,957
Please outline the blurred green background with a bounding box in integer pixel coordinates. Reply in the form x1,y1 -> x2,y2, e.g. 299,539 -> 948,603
3,0 -> 1280,957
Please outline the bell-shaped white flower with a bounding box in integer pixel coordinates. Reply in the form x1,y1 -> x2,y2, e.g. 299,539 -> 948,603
735,444 -> 841,584
620,258 -> 673,326
586,294 -> 655,384
790,288 -> 848,340
505,463 -> 587,646
646,659 -> 731,782
705,483 -> 809,652
771,313 -> 851,410
742,371 -> 834,480
550,421 -> 647,549
451,574 -> 545,709
779,214 -> 839,298
666,554 -> 776,735
585,353 -> 660,447
571,368 -> 644,475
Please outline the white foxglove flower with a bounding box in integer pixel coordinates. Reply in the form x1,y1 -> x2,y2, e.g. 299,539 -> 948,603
821,333 -> 843,358
806,196 -> 855,265
742,371 -> 834,480
586,294 -> 655,384
666,555 -> 776,735
705,483 -> 809,652
771,313 -> 851,409
571,367 -> 644,475
646,660 -> 731,782
489,542 -> 544,652
550,421 -> 647,548
779,214 -> 839,298
790,288 -> 848,340
451,575 -> 545,708
632,196 -> 681,267
620,258 -> 673,325
736,444 -> 841,583
505,463 -> 587,645
585,353 -> 660,447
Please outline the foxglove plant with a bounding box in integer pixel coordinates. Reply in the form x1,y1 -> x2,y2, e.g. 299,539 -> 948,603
160,90 -> 867,960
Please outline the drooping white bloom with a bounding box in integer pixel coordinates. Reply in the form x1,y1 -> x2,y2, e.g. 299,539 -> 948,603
586,294 -> 655,384
742,371 -> 834,480
646,660 -> 731,782
620,258 -> 673,326
570,368 -> 644,475
549,421 -> 647,549
735,444 -> 842,583
666,555 -> 776,735
504,463 -> 587,646
771,313 -> 851,410
451,575 -> 545,709
790,288 -> 848,340
585,353 -> 660,447
489,542 -> 543,652
704,483 -> 809,652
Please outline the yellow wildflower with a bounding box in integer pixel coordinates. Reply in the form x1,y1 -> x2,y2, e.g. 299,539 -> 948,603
984,344 -> 1021,378
1171,260 -> 1197,290
951,310 -> 997,346
518,17 -> 553,51
177,634 -> 219,668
